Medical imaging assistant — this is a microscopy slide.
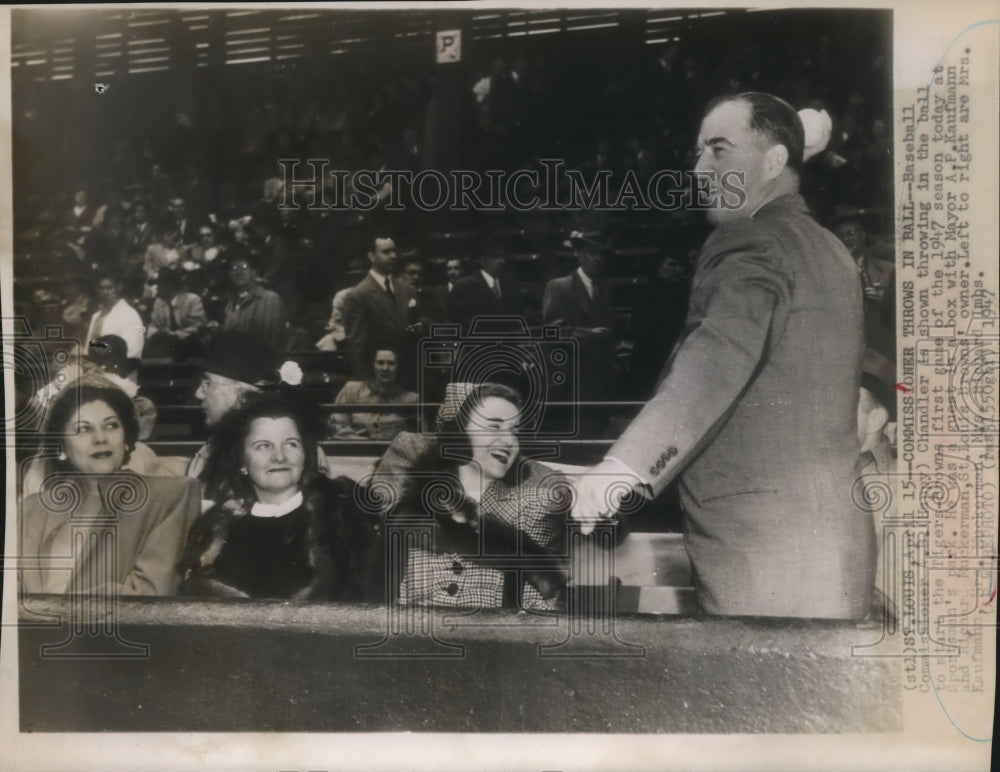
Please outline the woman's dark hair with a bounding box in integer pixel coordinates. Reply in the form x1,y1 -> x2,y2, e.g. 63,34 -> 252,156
708,92 -> 805,172
202,393 -> 321,503
44,380 -> 140,469
437,383 -> 524,468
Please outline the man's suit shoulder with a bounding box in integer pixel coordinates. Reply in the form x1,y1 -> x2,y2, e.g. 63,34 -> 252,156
546,273 -> 576,293
452,274 -> 484,291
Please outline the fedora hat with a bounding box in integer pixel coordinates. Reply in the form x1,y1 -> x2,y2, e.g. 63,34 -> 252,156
190,331 -> 281,387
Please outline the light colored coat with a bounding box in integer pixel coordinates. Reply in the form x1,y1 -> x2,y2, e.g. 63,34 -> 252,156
609,194 -> 875,619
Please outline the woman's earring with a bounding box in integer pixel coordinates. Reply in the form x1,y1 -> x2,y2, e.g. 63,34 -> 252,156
240,467 -> 248,476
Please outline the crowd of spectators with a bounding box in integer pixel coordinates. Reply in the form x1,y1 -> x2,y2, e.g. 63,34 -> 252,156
14,20 -> 896,449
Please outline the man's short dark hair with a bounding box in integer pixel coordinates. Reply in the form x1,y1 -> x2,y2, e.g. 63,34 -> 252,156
368,234 -> 394,253
711,92 -> 805,172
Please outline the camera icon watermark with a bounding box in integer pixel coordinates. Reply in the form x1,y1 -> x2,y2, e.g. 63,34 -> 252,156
4,318 -> 84,446
418,319 -> 580,438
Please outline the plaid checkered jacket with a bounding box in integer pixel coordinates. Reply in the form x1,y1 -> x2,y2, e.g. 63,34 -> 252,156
370,432 -> 571,609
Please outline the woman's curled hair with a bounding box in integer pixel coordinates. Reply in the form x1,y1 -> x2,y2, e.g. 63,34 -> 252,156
43,376 -> 140,468
202,393 -> 321,503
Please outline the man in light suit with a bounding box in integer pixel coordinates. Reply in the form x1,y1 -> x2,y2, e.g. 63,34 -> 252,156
573,92 -> 875,620
341,235 -> 415,380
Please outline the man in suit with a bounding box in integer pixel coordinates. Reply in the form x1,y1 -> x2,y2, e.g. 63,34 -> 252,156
341,235 -> 415,380
445,258 -> 465,295
448,246 -> 523,336
402,258 -> 446,335
573,92 -> 875,620
542,231 -> 618,435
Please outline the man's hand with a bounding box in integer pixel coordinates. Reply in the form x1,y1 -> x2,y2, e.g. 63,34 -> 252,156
570,458 -> 646,534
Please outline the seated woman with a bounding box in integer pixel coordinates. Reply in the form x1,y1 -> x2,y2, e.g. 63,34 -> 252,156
328,344 -> 418,441
20,336 -> 182,497
177,395 -> 373,600
369,382 -> 571,609
20,374 -> 201,596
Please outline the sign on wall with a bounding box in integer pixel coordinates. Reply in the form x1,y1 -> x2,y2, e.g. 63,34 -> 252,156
436,29 -> 461,63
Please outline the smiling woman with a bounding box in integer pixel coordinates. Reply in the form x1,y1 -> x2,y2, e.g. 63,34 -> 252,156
19,374 -> 201,596
177,395 -> 376,600
369,382 -> 572,609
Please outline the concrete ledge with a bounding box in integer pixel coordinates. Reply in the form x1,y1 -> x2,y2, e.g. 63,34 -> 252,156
18,597 -> 901,733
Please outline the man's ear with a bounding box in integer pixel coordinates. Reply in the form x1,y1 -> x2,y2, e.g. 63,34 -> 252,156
866,404 -> 889,437
763,144 -> 789,181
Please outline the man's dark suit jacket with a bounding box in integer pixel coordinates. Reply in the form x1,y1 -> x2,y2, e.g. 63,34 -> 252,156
542,270 -> 616,401
609,194 -> 874,620
342,273 -> 415,378
448,271 -> 524,337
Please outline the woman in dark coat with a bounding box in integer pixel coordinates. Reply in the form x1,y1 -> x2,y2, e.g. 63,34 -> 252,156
177,395 -> 374,600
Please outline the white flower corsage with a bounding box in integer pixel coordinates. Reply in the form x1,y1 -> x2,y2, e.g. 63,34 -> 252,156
799,108 -> 832,161
105,372 -> 139,398
278,360 -> 303,386
408,298 -> 417,308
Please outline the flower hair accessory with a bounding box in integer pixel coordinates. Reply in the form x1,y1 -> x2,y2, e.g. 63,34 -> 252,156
278,360 -> 304,386
799,108 -> 832,161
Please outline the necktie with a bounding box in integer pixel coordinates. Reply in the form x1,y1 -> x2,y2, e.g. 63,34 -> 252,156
168,298 -> 179,331
492,280 -> 502,302
385,277 -> 395,298
857,259 -> 871,290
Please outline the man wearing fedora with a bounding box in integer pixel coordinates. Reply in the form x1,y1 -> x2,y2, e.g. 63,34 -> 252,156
573,92 -> 875,620
543,231 -> 619,436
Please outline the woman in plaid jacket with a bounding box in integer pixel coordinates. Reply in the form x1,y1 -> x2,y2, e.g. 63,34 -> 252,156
368,382 -> 571,609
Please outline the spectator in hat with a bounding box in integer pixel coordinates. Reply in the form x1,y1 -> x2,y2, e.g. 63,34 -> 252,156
543,231 -> 620,436
20,359 -> 182,499
85,271 -> 145,365
221,251 -> 289,353
367,382 -> 572,608
187,331 -> 330,497
177,395 -> 374,600
19,373 -> 201,596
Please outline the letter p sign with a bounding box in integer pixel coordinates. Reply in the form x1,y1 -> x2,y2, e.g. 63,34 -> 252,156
436,29 -> 461,64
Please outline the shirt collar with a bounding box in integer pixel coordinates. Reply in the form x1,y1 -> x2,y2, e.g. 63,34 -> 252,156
250,491 -> 303,518
369,268 -> 391,287
576,266 -> 594,291
479,269 -> 496,288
